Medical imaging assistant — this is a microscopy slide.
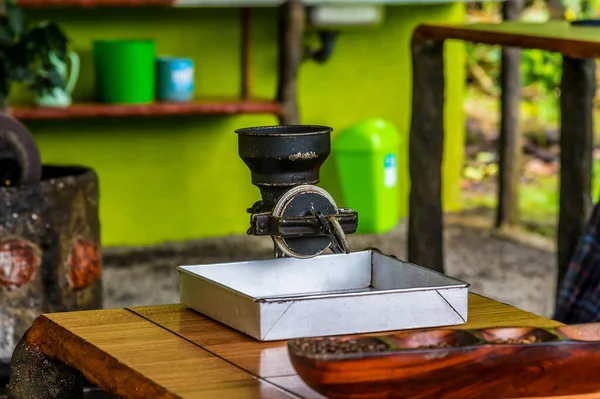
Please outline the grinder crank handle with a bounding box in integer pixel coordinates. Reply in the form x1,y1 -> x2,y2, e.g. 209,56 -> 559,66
327,214 -> 351,254
315,211 -> 351,254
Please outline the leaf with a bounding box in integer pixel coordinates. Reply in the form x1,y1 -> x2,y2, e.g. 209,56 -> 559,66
0,24 -> 13,46
463,165 -> 484,181
0,5 -> 70,96
22,22 -> 68,60
486,48 -> 501,63
475,151 -> 495,164
6,1 -> 23,37
484,163 -> 499,176
45,68 -> 63,88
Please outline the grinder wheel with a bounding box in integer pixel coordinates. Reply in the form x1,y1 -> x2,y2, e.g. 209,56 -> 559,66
0,115 -> 41,187
272,185 -> 338,259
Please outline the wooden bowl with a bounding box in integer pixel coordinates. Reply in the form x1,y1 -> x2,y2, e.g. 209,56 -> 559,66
287,324 -> 600,399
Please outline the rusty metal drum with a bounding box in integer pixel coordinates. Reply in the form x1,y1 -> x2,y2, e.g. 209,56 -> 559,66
0,115 -> 102,370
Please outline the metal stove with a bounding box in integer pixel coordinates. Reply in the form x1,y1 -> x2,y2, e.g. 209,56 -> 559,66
177,125 -> 469,341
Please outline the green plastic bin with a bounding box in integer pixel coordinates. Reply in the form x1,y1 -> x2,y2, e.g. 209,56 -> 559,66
93,40 -> 156,104
333,118 -> 401,234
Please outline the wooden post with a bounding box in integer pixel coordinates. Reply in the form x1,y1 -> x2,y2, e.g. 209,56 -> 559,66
277,0 -> 304,125
408,37 -> 445,273
496,0 -> 523,229
557,55 -> 595,291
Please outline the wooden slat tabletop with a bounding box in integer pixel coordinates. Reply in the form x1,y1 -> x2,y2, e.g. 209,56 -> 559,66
23,293 -> 600,398
414,20 -> 600,59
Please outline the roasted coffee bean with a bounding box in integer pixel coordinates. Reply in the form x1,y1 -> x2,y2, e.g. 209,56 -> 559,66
295,338 -> 389,354
417,342 -> 457,349
489,335 -> 538,344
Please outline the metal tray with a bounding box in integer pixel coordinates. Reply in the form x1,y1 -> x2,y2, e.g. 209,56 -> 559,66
177,250 -> 470,341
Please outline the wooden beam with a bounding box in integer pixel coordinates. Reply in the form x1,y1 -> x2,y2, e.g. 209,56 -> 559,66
408,38 -> 445,273
557,55 -> 595,292
413,22 -> 600,60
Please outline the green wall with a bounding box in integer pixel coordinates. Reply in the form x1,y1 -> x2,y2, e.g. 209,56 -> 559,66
15,3 -> 466,247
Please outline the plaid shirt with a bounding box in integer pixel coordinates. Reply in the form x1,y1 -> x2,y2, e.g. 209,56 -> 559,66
555,200 -> 600,323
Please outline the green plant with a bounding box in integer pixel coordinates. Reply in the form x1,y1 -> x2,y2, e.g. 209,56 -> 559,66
0,0 -> 68,111
521,49 -> 562,93
465,45 -> 562,95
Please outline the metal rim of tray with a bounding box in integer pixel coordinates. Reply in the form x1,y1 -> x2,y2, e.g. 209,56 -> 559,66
176,250 -> 470,303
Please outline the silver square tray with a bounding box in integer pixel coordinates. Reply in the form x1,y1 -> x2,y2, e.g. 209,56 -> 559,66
177,250 -> 469,341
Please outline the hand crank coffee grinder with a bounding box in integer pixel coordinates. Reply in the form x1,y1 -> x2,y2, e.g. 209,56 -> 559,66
176,124 -> 468,341
236,125 -> 358,258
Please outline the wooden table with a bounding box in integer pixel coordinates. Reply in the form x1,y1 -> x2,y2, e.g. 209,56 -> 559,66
408,20 -> 600,307
7,292 -> 600,398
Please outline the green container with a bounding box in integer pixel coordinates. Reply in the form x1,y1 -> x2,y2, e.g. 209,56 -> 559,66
333,118 -> 401,234
93,40 -> 155,104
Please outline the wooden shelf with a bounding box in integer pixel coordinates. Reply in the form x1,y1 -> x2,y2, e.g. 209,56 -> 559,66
10,98 -> 282,120
14,1 -> 301,126
15,0 -> 285,7
16,0 -> 174,8
15,0 -> 485,8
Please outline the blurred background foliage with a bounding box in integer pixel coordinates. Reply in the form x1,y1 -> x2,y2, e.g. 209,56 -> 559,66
461,0 -> 600,237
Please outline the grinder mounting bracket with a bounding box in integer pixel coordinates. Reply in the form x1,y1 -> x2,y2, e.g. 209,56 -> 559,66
247,184 -> 357,258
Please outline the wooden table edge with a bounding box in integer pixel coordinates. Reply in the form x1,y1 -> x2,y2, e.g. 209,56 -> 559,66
10,294 -> 566,399
22,313 -> 180,399
15,310 -> 302,399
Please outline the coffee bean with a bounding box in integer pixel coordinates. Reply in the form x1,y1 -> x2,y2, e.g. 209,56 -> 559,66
417,342 -> 457,349
489,335 -> 538,344
294,337 -> 389,354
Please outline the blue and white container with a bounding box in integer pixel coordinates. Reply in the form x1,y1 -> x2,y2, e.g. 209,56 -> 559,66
156,56 -> 194,102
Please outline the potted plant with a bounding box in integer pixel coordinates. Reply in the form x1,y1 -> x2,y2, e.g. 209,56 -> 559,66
0,0 -> 68,113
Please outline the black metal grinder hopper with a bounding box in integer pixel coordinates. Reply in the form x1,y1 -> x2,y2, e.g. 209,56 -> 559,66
235,125 -> 358,259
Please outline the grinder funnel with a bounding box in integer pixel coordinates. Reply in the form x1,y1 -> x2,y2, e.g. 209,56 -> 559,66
235,125 -> 332,203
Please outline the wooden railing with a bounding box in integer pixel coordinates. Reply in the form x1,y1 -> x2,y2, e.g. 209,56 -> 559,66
408,17 -> 598,311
